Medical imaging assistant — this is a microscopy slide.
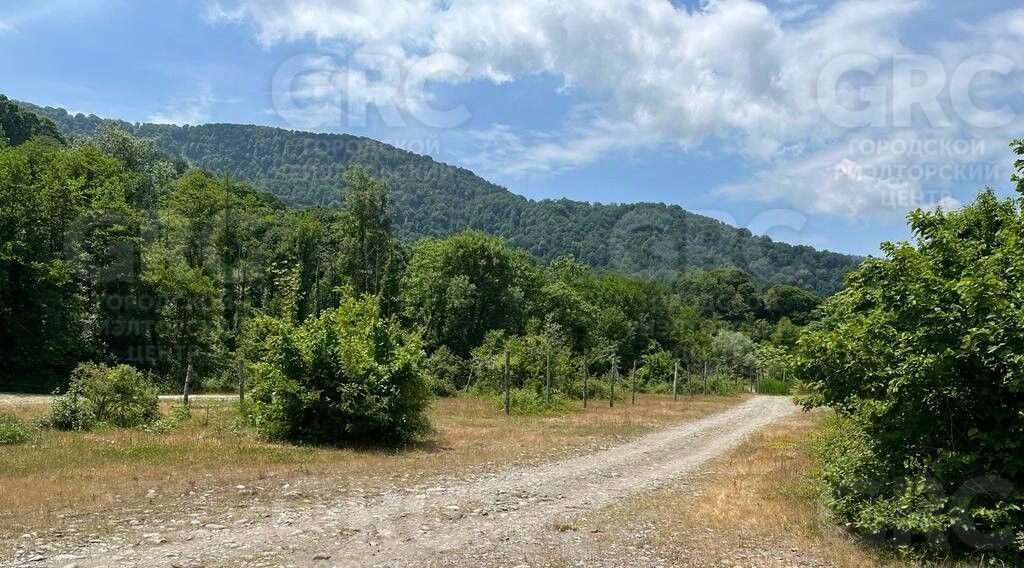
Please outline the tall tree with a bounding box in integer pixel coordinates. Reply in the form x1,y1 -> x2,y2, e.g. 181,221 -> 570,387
336,166 -> 402,311
402,230 -> 537,357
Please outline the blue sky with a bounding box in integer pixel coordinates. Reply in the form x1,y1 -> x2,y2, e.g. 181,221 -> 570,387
2,0 -> 1023,255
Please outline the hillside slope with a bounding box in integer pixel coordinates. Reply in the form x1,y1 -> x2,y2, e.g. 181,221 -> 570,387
22,100 -> 860,294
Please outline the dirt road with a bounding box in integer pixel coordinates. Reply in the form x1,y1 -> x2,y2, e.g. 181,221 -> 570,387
8,396 -> 798,568
0,394 -> 234,405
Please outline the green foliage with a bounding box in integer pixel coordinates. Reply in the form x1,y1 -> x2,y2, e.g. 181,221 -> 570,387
142,404 -> 193,434
48,389 -> 98,432
0,413 -> 34,445
758,378 -> 791,395
0,139 -> 140,391
335,166 -> 404,313
769,317 -> 801,347
470,328 -> 575,396
711,330 -> 756,375
0,98 -> 835,441
247,296 -> 430,446
22,98 -> 860,295
764,284 -> 821,325
402,231 -> 537,356
798,155 -> 1024,555
678,267 -> 764,324
0,95 -> 64,146
491,388 -> 576,415
59,363 -> 161,428
636,349 -> 676,390
424,346 -> 464,397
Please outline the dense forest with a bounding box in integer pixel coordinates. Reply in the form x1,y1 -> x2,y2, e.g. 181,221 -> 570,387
16,97 -> 861,295
1,99 -> 814,410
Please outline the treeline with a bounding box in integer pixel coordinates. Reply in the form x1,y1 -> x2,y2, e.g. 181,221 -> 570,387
19,97 -> 861,295
1,112 -> 815,409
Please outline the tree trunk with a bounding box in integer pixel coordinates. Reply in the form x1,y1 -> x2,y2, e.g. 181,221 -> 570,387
610,363 -> 616,408
631,361 -> 637,404
672,360 -> 679,402
238,358 -> 246,403
503,351 -> 511,416
583,364 -> 589,409
183,350 -> 193,407
545,349 -> 551,403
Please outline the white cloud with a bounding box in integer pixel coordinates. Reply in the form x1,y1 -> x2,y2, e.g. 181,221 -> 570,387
149,80 -> 216,125
207,0 -> 1024,219
0,19 -> 13,33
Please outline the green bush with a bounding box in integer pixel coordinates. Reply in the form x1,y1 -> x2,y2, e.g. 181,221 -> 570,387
491,388 -> 576,415
758,378 -> 791,395
247,296 -> 430,445
425,346 -> 464,397
798,176 -> 1024,556
48,388 -> 97,431
470,329 -> 575,396
0,413 -> 33,445
564,375 -> 628,402
50,363 -> 160,429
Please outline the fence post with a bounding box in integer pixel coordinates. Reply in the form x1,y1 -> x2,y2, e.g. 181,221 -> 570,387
609,362 -> 616,408
503,350 -> 511,416
672,360 -> 678,402
545,348 -> 552,403
238,358 -> 246,404
183,350 -> 193,407
631,361 -> 637,405
703,360 -> 708,396
583,363 -> 589,409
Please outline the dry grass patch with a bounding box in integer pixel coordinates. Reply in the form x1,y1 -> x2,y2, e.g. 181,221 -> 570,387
0,393 -> 743,544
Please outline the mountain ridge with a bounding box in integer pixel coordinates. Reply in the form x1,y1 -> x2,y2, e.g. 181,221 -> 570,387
16,98 -> 861,295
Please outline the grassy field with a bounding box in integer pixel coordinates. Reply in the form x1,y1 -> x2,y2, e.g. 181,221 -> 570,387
0,393 -> 744,542
574,410 -> 997,568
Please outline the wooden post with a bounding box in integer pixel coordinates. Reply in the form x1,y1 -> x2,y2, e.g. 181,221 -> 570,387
631,361 -> 637,405
672,360 -> 679,402
238,358 -> 246,404
183,350 -> 193,407
702,360 -> 708,396
545,348 -> 552,403
582,363 -> 589,409
610,361 -> 617,408
503,350 -> 511,416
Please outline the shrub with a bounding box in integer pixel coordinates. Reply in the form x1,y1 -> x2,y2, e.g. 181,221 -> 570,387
48,388 -> 97,431
247,296 -> 430,445
758,378 -> 791,395
0,413 -> 33,445
491,388 -> 576,415
469,329 -> 575,396
50,363 -> 160,429
142,405 -> 192,434
636,350 -> 675,391
798,180 -> 1024,556
424,346 -> 463,397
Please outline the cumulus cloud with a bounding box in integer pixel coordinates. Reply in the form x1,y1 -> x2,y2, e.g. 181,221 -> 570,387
206,0 -> 1024,219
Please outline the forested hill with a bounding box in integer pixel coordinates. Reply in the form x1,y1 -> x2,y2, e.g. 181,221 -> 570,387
20,99 -> 860,294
